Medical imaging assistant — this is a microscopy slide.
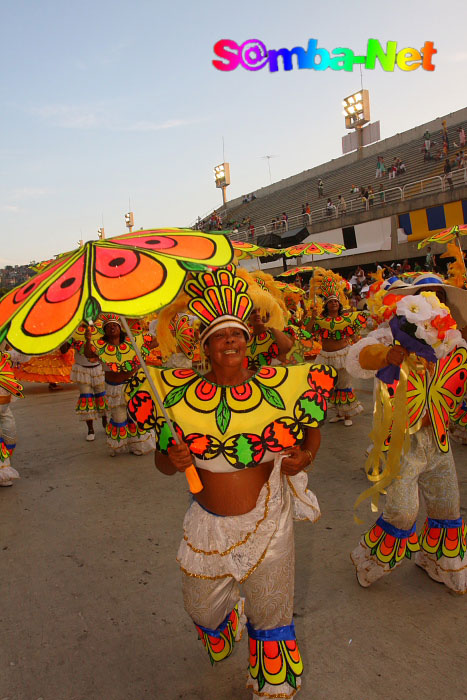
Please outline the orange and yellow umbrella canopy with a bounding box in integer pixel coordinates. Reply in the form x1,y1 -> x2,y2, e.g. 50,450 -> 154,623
0,228 -> 233,355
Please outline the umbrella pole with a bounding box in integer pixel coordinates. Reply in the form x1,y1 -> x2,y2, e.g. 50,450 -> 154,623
121,316 -> 203,494
455,234 -> 467,284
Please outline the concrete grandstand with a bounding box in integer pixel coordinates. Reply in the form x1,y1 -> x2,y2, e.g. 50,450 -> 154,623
196,107 -> 467,276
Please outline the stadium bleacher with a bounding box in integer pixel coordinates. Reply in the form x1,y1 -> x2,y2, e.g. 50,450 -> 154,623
196,108 -> 467,247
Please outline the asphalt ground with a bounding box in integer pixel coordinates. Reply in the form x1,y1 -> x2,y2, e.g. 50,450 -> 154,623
1,379 -> 466,700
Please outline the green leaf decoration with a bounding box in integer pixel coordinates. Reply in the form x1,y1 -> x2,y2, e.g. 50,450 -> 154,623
295,395 -> 325,424
181,261 -> 208,272
84,296 -> 101,322
389,557 -> 396,569
0,325 -> 8,344
250,337 -> 257,355
259,383 -> 285,409
460,549 -> 465,561
436,549 -> 443,560
286,668 -> 297,690
157,420 -> 173,452
405,549 -> 412,560
216,391 -> 231,435
235,434 -> 255,465
116,348 -> 122,362
257,668 -> 266,692
164,383 -> 189,408
123,360 -> 132,371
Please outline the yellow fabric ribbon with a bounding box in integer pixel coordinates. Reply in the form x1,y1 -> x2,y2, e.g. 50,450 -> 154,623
354,355 -> 419,524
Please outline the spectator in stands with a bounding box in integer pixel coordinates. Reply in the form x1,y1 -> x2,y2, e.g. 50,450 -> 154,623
379,156 -> 386,177
433,147 -> 443,161
350,184 -> 359,195
326,198 -> 334,217
388,160 -> 397,179
317,178 -> 324,198
360,187 -> 369,211
281,212 -> 288,231
443,139 -> 449,159
442,120 -> 449,150
270,218 -> 277,232
250,192 -> 257,200
423,130 -> 431,152
402,259 -> 411,273
249,222 -> 255,238
425,246 -> 436,271
455,151 -> 465,169
367,185 -> 375,207
242,194 -> 248,204
444,159 -> 454,192
337,194 -> 347,215
375,156 -> 383,179
457,126 -> 466,149
414,261 -> 422,272
397,158 -> 406,174
355,266 -> 366,289
378,183 -> 385,206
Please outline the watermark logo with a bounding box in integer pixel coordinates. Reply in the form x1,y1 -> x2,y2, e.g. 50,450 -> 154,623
213,39 -> 436,73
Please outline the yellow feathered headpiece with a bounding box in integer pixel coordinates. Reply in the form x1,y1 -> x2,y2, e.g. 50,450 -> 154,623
442,242 -> 467,289
309,267 -> 348,310
155,291 -> 191,358
236,267 -> 287,329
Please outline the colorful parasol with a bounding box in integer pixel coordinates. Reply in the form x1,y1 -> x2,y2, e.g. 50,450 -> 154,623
281,242 -> 345,258
232,241 -> 281,259
418,224 -> 467,283
275,281 -> 306,295
0,228 -> 233,496
0,228 -> 233,355
277,266 -> 317,278
417,224 -> 467,249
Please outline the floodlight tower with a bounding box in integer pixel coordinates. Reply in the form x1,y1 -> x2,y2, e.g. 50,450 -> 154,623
214,162 -> 230,205
342,89 -> 370,160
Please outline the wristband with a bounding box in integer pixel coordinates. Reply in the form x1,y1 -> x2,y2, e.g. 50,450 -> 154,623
303,448 -> 314,464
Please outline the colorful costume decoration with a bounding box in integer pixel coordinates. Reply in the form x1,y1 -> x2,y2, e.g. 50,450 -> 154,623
347,291 -> 467,594
128,265 -> 337,698
13,348 -> 73,384
311,270 -> 367,419
0,353 -> 23,484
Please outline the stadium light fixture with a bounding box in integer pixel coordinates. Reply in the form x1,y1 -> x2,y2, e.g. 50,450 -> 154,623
214,162 -> 230,205
343,89 -> 370,129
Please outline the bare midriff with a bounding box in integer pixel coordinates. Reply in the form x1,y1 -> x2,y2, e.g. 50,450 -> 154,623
194,460 -> 275,516
321,338 -> 349,352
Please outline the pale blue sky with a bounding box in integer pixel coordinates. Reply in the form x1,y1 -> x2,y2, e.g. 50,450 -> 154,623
1,0 -> 466,265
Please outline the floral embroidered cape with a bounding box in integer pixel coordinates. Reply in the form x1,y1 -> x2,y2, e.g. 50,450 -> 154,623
313,310 -> 367,341
126,363 -> 337,469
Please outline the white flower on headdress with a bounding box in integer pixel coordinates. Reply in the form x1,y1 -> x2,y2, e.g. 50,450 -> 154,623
420,291 -> 449,317
433,329 -> 466,359
396,295 -> 433,324
415,320 -> 439,346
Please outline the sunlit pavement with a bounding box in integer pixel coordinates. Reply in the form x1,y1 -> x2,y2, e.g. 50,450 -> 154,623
1,379 -> 465,700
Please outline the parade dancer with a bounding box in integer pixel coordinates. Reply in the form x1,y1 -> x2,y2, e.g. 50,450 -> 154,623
125,265 -> 337,698
84,314 -> 157,456
310,270 -> 367,426
61,323 -> 108,441
0,353 -> 23,487
347,284 -> 467,594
